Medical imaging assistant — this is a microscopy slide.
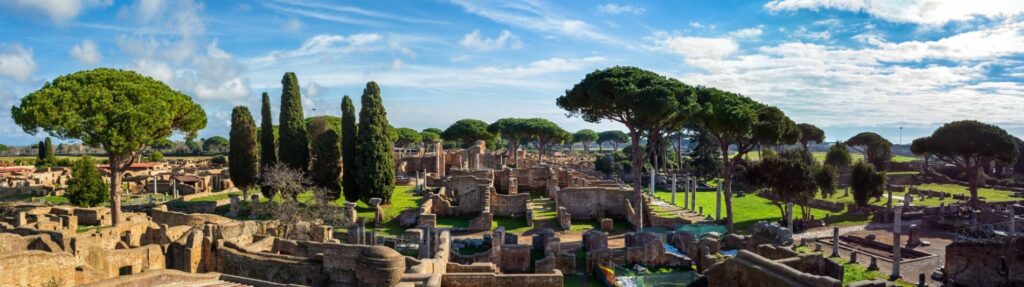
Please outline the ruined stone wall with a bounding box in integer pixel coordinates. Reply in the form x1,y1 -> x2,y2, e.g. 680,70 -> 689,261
0,250 -> 78,286
78,241 -> 166,279
491,192 -> 530,217
557,187 -> 632,219
777,254 -> 844,282
0,232 -> 27,253
440,270 -> 564,287
215,240 -> 326,286
945,239 -> 1024,287
704,250 -> 842,287
151,205 -> 234,227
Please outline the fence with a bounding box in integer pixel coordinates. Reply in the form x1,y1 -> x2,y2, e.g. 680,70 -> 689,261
955,219 -> 1022,242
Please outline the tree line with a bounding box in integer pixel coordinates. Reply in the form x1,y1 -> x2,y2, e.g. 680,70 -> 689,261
556,66 -> 1020,232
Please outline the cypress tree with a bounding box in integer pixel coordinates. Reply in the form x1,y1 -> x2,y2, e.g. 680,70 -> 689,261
311,118 -> 342,199
260,93 -> 277,169
259,93 -> 278,198
37,140 -> 45,163
230,106 -> 260,191
44,137 -> 55,164
354,82 -> 395,203
66,156 -> 107,207
278,72 -> 309,172
341,96 -> 360,202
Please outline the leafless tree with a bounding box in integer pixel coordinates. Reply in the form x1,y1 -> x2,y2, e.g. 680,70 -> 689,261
251,163 -> 345,237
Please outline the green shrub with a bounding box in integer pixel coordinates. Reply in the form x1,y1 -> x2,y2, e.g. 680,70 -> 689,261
65,156 -> 107,207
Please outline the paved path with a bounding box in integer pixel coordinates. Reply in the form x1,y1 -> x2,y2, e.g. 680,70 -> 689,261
794,224 -> 870,240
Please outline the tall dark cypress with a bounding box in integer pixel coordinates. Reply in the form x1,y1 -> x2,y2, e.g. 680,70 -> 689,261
354,82 -> 395,203
229,106 -> 260,191
278,72 -> 309,172
37,140 -> 45,162
341,96 -> 360,202
310,118 -> 342,199
43,137 -> 55,164
259,93 -> 278,198
259,93 -> 277,170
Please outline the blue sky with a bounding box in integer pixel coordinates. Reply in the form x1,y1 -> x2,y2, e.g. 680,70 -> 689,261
1,0 -> 1023,146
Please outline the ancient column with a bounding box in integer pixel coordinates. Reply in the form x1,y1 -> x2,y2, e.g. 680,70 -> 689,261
671,174 -> 677,205
693,176 -> 699,210
172,177 -> 178,198
887,189 -> 893,208
1007,208 -> 1016,237
716,183 -> 723,221
152,175 -> 157,194
831,226 -> 840,257
892,206 -> 902,279
682,176 -> 689,210
435,142 -> 445,178
785,202 -> 794,230
649,169 -> 655,195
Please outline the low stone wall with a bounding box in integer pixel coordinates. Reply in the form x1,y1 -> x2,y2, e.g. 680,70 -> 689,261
151,205 -> 233,227
945,238 -> 1024,286
557,187 -> 632,220
0,250 -> 78,286
806,199 -> 845,213
491,193 -> 529,217
704,250 -> 842,287
440,270 -> 563,287
215,240 -> 326,286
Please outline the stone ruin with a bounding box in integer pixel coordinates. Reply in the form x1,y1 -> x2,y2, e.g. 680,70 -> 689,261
944,236 -> 1024,286
583,229 -> 692,275
749,221 -> 795,246
0,203 -> 564,287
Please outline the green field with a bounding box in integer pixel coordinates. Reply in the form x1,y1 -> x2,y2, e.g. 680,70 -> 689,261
817,183 -> 1019,208
653,189 -> 870,232
738,151 -> 917,163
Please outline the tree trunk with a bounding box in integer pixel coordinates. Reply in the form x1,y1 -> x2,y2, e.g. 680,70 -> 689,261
109,161 -> 124,226
629,130 -> 644,232
583,141 -> 590,153
720,142 -> 735,233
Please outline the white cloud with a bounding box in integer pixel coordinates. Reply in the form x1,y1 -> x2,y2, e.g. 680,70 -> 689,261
2,0 -> 112,23
128,59 -> 174,83
597,4 -> 645,15
246,33 -> 383,67
650,32 -> 739,60
791,26 -> 832,41
814,18 -> 842,26
391,58 -> 404,71
0,44 -> 36,82
669,20 -> 1024,127
451,0 -> 618,45
460,29 -> 523,51
474,56 -> 606,78
282,18 -> 303,33
765,0 -> 1024,26
265,0 -> 446,26
727,27 -> 764,41
115,0 -> 250,102
69,39 -> 102,65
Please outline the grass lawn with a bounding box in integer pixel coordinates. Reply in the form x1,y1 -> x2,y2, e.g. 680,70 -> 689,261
187,191 -> 243,202
838,261 -> 913,286
878,183 -> 1019,207
329,185 -> 421,236
654,189 -> 870,232
739,151 -> 917,164
794,246 -> 914,286
568,219 -> 632,233
884,171 -> 920,176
